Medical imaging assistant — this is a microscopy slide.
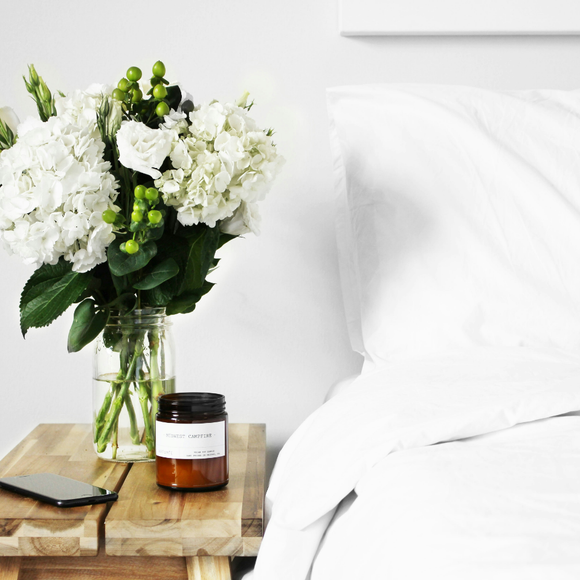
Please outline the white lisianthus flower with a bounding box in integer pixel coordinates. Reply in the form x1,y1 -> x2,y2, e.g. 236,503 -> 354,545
0,107 -> 20,134
155,100 -> 284,230
0,104 -> 119,273
116,120 -> 176,179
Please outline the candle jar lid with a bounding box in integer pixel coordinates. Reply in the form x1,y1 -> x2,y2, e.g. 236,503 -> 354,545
158,392 -> 226,416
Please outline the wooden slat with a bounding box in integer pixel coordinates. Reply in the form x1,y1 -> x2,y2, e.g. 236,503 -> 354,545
0,424 -> 130,558
186,556 -> 231,580
19,553 -> 231,580
0,556 -> 21,580
105,423 -> 266,557
18,551 -> 190,580
18,552 -> 188,580
241,424 -> 266,540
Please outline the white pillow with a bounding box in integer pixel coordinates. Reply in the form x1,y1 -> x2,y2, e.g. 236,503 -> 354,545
327,84 -> 580,367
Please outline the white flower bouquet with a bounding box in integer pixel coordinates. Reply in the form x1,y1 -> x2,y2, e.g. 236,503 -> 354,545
0,62 -> 283,459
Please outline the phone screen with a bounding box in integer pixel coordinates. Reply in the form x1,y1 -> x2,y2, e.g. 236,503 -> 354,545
0,473 -> 118,507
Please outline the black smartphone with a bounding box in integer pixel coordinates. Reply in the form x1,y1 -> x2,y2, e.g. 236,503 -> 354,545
0,473 -> 118,508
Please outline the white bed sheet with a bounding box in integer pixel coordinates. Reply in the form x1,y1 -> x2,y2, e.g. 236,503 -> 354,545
312,413 -> 580,580
249,347 -> 580,580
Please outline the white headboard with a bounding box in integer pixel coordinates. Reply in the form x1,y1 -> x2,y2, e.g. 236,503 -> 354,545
339,0 -> 580,36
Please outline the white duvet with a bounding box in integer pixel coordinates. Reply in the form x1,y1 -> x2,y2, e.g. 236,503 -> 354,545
250,347 -> 580,580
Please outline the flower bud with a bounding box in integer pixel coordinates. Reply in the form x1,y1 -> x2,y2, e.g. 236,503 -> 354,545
39,81 -> 51,102
0,107 -> 20,134
236,91 -> 250,108
28,64 -> 40,85
106,99 -> 123,138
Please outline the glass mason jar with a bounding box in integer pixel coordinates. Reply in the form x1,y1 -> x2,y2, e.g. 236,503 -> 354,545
93,308 -> 175,462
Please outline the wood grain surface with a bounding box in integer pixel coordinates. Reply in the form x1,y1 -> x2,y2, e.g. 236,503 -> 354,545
0,423 -> 265,579
0,424 -> 129,559
186,555 -> 232,580
105,423 -> 266,558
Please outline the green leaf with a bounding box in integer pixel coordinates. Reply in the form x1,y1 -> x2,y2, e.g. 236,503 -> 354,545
217,233 -> 237,249
107,239 -> 157,276
104,292 -> 137,313
166,281 -> 215,315
178,225 -> 221,293
67,299 -> 109,353
166,85 -> 183,112
139,235 -> 183,306
133,258 -> 179,290
20,260 -> 90,336
110,272 -> 129,296
142,283 -> 175,307
144,223 -> 165,241
140,226 -> 220,307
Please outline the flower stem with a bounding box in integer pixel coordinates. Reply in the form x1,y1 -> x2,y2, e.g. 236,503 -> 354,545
96,337 -> 143,453
137,376 -> 155,457
111,417 -> 119,460
124,388 -> 141,445
150,328 -> 164,420
94,372 -> 121,443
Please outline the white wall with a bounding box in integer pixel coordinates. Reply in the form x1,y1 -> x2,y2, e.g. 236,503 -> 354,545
2,0 -> 580,471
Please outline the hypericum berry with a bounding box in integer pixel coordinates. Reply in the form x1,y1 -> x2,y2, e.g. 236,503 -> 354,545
148,210 -> 163,224
134,199 -> 148,212
102,209 -> 116,224
152,61 -> 166,78
118,78 -> 131,92
131,88 -> 143,103
120,242 -> 127,252
125,240 -> 139,254
112,88 -> 126,101
145,187 -> 159,201
131,210 -> 144,222
152,84 -> 167,99
134,185 -> 146,199
155,101 -> 170,117
126,66 -> 142,82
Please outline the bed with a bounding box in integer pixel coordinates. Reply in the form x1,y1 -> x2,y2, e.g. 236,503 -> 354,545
247,84 -> 580,579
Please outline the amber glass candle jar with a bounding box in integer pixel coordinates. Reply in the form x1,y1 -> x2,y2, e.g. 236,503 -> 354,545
156,393 -> 228,491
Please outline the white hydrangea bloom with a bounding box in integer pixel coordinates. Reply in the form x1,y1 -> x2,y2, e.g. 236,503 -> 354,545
0,89 -> 119,273
155,101 -> 284,233
162,110 -> 189,134
55,84 -> 112,130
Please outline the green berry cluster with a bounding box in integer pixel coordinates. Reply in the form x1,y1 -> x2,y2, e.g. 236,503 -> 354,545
101,185 -> 165,255
120,185 -> 165,254
112,61 -> 170,118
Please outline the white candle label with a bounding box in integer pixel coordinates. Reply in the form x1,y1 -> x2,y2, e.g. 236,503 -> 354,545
155,420 -> 226,460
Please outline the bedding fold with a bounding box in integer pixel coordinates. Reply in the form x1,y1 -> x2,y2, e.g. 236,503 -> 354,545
254,347 -> 580,580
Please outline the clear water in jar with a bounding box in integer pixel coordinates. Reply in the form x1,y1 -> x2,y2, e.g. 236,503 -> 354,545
93,374 -> 176,462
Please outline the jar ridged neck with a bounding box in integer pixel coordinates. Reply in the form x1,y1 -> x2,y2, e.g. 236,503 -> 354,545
108,307 -> 169,328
